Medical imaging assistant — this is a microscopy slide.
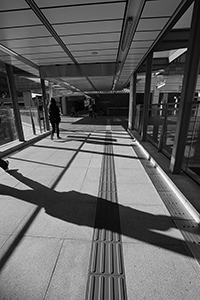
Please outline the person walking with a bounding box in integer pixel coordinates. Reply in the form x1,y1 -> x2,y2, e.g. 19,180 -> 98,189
88,103 -> 94,118
71,106 -> 75,117
0,158 -> 9,171
48,98 -> 61,140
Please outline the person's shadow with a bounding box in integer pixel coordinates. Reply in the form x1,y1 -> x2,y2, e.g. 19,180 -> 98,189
0,170 -> 195,262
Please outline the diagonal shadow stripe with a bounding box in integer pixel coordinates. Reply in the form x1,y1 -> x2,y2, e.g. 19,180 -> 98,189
0,133 -> 91,272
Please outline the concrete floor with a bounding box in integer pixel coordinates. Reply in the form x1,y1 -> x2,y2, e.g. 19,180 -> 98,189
0,116 -> 200,300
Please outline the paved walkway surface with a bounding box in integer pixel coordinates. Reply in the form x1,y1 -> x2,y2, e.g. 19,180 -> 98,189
1,116 -> 200,300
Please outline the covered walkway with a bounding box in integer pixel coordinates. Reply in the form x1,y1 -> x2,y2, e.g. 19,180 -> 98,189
1,116 -> 200,300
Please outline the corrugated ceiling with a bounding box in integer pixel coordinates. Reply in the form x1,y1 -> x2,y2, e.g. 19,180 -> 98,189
0,0 -> 193,96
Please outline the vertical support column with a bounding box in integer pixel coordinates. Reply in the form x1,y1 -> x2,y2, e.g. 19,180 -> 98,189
132,72 -> 137,129
141,52 -> 153,141
170,0 -> 200,173
5,64 -> 24,141
40,78 -> 50,131
61,96 -> 67,115
128,75 -> 134,130
128,73 -> 137,130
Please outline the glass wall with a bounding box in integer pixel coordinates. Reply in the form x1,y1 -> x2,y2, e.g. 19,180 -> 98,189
0,107 -> 18,146
134,73 -> 145,133
161,101 -> 179,156
19,106 -> 46,140
147,96 -> 181,157
134,51 -> 200,184
182,75 -> 200,183
145,51 -> 185,155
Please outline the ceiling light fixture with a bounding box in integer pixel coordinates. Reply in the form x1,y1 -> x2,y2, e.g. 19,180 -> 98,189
121,17 -> 133,52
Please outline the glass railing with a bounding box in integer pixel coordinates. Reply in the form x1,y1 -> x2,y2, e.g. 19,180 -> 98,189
19,106 -> 46,140
134,104 -> 143,133
134,101 -> 200,183
144,102 -> 179,157
182,101 -> 200,183
147,103 -> 164,147
0,107 -> 18,146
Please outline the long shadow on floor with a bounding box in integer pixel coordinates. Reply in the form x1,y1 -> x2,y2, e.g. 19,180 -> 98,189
0,170 -> 195,272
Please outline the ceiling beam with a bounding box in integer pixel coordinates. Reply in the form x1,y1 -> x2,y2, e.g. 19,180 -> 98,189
39,63 -> 116,78
155,29 -> 189,51
137,57 -> 169,73
112,0 -> 146,90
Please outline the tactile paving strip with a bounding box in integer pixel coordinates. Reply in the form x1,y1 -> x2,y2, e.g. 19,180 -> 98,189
85,131 -> 127,300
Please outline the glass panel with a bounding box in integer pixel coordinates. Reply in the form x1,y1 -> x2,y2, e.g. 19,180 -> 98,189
134,104 -> 143,132
183,97 -> 200,183
162,102 -> 179,156
146,49 -> 185,154
0,107 -> 18,146
134,72 -> 145,132
147,103 -> 164,147
19,106 -> 45,140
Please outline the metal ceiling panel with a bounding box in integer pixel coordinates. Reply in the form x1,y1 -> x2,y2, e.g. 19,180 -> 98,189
173,2 -> 193,29
0,26 -> 50,40
68,41 -> 119,51
53,20 -> 122,36
13,45 -> 64,55
23,51 -> 67,60
21,47 -> 118,60
0,10 -> 41,28
142,0 -> 182,17
0,0 -> 28,10
134,31 -> 160,41
1,37 -> 56,49
123,62 -> 139,71
37,57 -> 71,65
74,49 -> 118,57
125,54 -> 145,62
75,56 -> 116,64
137,18 -> 169,31
128,48 -> 147,55
62,33 -> 121,45
41,3 -> 125,23
35,0 -> 125,7
131,40 -> 154,49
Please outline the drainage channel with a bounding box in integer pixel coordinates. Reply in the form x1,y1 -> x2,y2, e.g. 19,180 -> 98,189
85,131 -> 127,300
129,133 -> 200,266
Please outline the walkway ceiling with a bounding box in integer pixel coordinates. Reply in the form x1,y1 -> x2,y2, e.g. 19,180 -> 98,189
0,0 -> 194,97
